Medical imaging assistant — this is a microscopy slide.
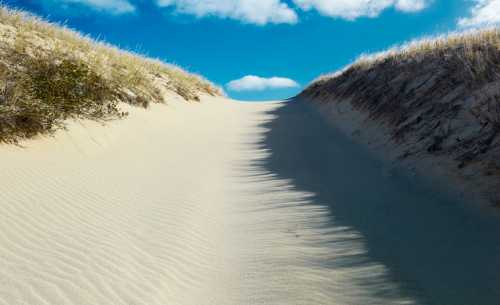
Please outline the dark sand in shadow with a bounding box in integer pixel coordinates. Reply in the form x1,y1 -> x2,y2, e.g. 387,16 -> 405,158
257,98 -> 500,305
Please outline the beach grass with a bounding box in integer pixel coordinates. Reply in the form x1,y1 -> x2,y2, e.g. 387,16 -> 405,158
0,6 -> 222,143
310,28 -> 500,85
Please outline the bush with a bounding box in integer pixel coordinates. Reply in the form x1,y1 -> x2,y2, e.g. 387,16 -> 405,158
0,53 -> 123,143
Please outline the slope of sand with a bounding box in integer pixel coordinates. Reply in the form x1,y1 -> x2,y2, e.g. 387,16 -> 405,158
1,95 -> 500,305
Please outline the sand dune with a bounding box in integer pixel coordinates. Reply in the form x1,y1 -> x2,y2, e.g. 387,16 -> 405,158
1,95 -> 499,305
0,95 -> 408,305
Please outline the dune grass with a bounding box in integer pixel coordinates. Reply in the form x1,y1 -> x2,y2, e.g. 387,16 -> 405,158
0,6 -> 222,143
310,28 -> 500,85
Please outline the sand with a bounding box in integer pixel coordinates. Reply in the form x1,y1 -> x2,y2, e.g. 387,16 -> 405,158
1,95 -> 500,305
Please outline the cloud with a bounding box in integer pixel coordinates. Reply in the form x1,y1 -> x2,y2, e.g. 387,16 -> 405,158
157,0 -> 298,25
395,0 -> 428,12
227,75 -> 299,91
41,0 -> 432,21
458,0 -> 500,27
292,0 -> 429,20
155,0 -> 433,24
46,0 -> 136,14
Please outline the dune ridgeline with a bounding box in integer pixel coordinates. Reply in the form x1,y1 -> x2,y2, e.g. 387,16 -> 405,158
300,29 -> 500,207
0,6 -> 221,144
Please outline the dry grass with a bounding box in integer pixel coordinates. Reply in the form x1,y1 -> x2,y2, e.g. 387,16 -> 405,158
0,5 -> 222,143
311,28 -> 500,85
356,28 -> 500,68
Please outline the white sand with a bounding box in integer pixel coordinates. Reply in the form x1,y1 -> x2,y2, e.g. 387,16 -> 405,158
0,95 -> 427,305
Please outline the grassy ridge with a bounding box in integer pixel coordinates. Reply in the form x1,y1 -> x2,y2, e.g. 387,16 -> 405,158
0,6 -> 221,143
301,28 -> 500,203
310,29 -> 500,85
302,28 -> 500,149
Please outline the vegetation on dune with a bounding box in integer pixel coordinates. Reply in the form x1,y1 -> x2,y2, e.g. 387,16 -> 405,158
311,28 -> 500,84
302,28 -> 500,153
0,6 -> 222,143
301,28 -> 500,202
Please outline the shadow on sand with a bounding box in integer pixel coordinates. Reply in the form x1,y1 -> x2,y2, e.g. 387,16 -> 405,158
257,98 -> 500,305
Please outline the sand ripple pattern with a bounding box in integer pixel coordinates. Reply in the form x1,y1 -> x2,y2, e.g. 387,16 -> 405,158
0,97 -> 417,305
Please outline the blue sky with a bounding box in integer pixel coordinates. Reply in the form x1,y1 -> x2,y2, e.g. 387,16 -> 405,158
7,0 -> 499,100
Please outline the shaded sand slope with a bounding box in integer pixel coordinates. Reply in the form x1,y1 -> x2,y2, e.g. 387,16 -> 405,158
1,96 -> 500,305
299,29 -> 500,206
259,99 -> 500,305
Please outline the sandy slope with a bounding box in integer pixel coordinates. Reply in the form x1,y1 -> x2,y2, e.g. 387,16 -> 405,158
1,95 -> 500,305
0,95 -> 407,305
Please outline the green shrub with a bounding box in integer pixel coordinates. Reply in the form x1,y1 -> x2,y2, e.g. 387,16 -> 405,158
0,53 -> 124,143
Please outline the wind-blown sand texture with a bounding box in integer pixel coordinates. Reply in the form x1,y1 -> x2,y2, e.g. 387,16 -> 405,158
1,96 -> 500,305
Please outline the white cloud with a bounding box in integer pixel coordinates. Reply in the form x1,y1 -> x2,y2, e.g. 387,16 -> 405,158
54,0 -> 136,14
292,0 -> 429,20
157,0 -> 298,25
459,0 -> 500,27
227,75 -> 299,91
395,0 -> 428,12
